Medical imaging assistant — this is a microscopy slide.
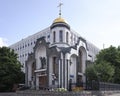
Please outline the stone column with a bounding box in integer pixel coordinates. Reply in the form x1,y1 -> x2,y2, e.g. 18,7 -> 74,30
58,59 -> 61,88
25,62 -> 28,86
36,74 -> 39,90
63,54 -> 65,88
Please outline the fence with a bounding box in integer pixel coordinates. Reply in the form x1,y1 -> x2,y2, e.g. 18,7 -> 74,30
16,82 -> 120,96
100,82 -> 120,91
81,81 -> 120,91
16,90 -> 105,96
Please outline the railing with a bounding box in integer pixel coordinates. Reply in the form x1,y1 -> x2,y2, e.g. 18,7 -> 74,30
19,82 -> 120,92
16,90 -> 120,96
71,82 -> 120,91
16,90 -> 100,96
99,82 -> 120,91
16,82 -> 120,96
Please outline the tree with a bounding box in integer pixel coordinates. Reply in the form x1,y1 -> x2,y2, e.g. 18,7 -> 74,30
0,47 -> 24,92
86,61 -> 114,82
95,61 -> 115,82
96,46 -> 120,67
95,46 -> 120,83
85,64 -> 98,82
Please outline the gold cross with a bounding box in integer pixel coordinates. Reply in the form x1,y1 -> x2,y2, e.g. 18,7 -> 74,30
57,3 -> 63,17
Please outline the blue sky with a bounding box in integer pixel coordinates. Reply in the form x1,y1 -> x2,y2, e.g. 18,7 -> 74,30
0,0 -> 120,49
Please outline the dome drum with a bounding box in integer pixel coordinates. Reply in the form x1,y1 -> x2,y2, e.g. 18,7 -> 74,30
50,22 -> 70,30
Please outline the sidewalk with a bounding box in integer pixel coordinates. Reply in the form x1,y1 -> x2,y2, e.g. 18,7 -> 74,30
0,93 -> 16,96
108,93 -> 120,96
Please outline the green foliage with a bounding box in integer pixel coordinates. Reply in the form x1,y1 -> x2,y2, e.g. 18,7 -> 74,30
95,61 -> 114,82
96,46 -> 120,67
85,64 -> 98,81
86,45 -> 120,84
113,68 -> 120,83
0,47 -> 25,92
86,61 -> 114,82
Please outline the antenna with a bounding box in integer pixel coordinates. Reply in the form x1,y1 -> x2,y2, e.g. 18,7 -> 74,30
103,44 -> 105,49
57,2 -> 63,17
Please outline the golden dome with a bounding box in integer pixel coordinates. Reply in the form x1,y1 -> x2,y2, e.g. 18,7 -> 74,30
53,17 -> 67,24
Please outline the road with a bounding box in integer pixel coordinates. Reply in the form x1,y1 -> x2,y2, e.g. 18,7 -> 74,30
108,93 -> 120,96
0,93 -> 16,96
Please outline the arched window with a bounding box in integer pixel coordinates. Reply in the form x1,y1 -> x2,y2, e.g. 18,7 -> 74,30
53,31 -> 56,43
66,32 -> 69,43
59,30 -> 63,42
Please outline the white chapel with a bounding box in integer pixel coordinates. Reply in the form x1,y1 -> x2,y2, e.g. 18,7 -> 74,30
9,4 -> 99,90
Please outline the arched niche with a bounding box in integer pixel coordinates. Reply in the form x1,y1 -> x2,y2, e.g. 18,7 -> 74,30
69,54 -> 77,83
35,45 -> 46,69
78,46 -> 87,73
77,46 -> 87,82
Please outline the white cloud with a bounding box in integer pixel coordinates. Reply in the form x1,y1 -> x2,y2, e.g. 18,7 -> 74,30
0,37 -> 8,47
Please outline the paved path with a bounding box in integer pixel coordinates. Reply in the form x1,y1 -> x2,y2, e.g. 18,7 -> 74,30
108,93 -> 120,96
0,93 -> 16,96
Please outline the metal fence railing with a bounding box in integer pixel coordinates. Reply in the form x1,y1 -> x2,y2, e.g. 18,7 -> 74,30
99,82 -> 120,91
16,90 -> 103,96
16,82 -> 120,96
71,82 -> 120,91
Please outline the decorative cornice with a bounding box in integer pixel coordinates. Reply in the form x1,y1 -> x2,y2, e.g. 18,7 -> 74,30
59,47 -> 71,54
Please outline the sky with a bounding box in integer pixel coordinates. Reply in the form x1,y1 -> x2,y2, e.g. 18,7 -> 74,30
0,0 -> 120,49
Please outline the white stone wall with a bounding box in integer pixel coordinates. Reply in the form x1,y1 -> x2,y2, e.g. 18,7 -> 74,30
70,55 -> 77,83
35,46 -> 46,69
48,56 -> 53,86
9,23 -> 99,73
50,27 -> 71,46
9,25 -> 80,72
9,28 -> 49,72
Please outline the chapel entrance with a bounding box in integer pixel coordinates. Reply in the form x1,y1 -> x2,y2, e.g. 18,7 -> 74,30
39,76 -> 47,89
77,75 -> 83,87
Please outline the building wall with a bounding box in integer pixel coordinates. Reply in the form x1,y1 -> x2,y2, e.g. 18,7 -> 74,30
9,22 -> 99,73
35,46 -> 46,69
50,26 -> 71,47
9,28 -> 50,72
8,17 -> 100,90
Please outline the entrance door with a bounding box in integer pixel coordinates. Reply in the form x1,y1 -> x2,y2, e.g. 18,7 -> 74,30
39,76 -> 47,88
77,75 -> 83,87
